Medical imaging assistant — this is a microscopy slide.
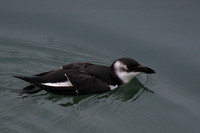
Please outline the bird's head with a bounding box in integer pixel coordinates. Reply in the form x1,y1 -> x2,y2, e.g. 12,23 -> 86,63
111,57 -> 155,84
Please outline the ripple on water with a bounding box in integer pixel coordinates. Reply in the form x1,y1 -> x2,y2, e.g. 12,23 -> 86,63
33,77 -> 154,132
0,34 -> 159,133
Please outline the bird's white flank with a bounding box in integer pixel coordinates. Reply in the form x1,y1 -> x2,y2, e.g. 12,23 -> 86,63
42,74 -> 73,87
42,81 -> 73,87
109,85 -> 118,90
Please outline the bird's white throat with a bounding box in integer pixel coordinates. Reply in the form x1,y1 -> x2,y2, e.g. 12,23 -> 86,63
114,61 -> 141,83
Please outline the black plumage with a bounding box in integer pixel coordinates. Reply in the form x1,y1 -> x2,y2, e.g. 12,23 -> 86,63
14,58 -> 155,95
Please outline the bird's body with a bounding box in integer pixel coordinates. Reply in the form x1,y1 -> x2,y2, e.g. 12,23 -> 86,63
15,58 -> 155,95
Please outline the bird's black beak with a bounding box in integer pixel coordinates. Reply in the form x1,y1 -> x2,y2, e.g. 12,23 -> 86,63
134,66 -> 155,74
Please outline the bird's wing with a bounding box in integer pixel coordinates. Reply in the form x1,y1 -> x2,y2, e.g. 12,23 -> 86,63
66,72 -> 111,94
61,62 -> 93,69
33,71 -> 111,95
34,63 -> 93,77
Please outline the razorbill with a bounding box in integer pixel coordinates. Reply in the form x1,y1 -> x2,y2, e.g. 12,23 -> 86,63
14,57 -> 155,95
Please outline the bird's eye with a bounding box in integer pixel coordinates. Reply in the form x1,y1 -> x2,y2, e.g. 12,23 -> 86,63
127,66 -> 134,71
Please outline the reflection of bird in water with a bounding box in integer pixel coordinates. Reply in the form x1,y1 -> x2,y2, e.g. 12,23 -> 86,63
59,78 -> 154,107
14,57 -> 155,95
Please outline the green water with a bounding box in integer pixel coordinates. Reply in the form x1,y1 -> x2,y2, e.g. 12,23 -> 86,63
0,0 -> 200,133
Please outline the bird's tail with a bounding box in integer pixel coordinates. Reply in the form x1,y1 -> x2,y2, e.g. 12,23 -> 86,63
13,75 -> 34,83
13,76 -> 42,94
